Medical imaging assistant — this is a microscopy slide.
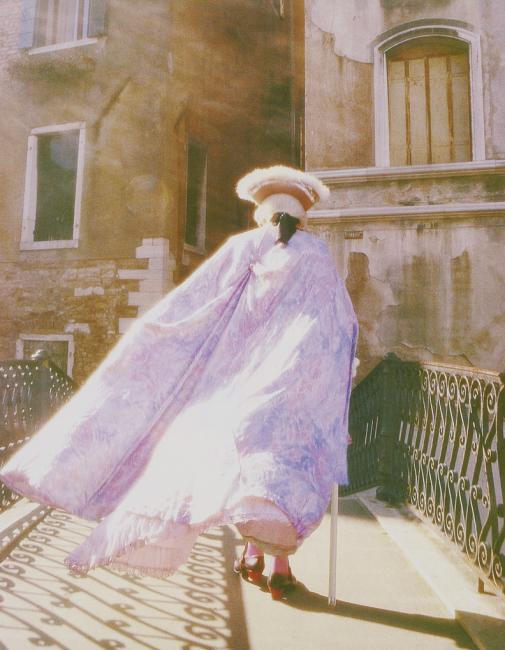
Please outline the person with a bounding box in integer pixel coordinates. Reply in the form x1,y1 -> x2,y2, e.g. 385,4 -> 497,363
0,165 -> 358,600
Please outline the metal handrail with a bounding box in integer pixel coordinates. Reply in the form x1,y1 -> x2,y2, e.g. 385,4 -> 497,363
346,353 -> 505,598
0,354 -> 74,512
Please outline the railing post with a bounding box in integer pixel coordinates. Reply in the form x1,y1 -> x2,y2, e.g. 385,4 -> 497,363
30,349 -> 52,428
376,353 -> 403,503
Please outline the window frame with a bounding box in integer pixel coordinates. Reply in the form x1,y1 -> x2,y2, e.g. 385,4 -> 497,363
28,0 -> 97,54
183,139 -> 208,256
20,122 -> 86,251
16,333 -> 75,377
373,24 -> 485,167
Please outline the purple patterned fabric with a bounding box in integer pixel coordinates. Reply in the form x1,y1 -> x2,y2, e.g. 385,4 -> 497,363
1,223 -> 357,575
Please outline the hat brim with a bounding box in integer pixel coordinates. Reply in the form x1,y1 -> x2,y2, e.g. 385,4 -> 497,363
250,181 -> 316,211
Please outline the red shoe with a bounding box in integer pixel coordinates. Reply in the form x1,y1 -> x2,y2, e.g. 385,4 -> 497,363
233,550 -> 265,584
267,567 -> 296,600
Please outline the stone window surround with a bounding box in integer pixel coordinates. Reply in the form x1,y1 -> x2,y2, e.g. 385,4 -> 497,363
28,37 -> 98,56
373,22 -> 486,167
16,333 -> 75,377
20,122 -> 86,251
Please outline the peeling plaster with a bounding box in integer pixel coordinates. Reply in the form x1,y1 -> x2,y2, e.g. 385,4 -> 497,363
393,341 -> 473,368
345,251 -> 397,372
309,0 -> 383,63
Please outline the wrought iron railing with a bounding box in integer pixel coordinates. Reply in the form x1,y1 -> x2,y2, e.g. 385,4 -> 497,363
347,353 -> 505,598
0,354 -> 74,512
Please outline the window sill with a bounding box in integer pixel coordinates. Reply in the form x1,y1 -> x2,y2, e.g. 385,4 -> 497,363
20,239 -> 79,250
311,160 -> 505,186
28,38 -> 98,56
184,243 -> 206,256
308,200 -> 505,224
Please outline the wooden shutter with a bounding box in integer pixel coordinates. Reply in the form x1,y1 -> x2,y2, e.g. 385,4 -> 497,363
388,39 -> 471,165
450,54 -> 471,161
408,58 -> 429,165
429,56 -> 451,163
87,0 -> 107,37
18,0 -> 37,49
388,61 -> 408,166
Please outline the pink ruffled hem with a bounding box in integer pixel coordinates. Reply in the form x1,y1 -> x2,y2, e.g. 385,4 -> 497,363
65,497 -> 302,577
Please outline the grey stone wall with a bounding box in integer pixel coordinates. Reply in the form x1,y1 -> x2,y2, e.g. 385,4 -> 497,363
305,0 -> 505,376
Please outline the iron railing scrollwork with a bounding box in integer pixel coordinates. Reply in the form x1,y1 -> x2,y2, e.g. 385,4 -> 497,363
347,353 -> 505,599
0,355 -> 74,513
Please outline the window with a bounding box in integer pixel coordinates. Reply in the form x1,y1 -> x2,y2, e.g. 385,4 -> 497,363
16,334 -> 74,377
18,0 -> 106,52
373,23 -> 486,167
184,140 -> 207,253
21,123 -> 85,250
388,38 -> 471,166
35,0 -> 90,47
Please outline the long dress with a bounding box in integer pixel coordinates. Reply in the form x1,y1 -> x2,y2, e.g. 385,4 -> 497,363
0,222 -> 358,576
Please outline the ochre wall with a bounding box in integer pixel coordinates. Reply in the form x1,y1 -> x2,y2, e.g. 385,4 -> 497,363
0,0 -> 295,381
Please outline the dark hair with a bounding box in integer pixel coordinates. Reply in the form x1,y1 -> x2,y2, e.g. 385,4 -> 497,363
271,212 -> 300,245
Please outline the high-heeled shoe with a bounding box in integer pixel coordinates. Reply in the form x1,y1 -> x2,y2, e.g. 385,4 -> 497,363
233,550 -> 265,584
267,567 -> 296,600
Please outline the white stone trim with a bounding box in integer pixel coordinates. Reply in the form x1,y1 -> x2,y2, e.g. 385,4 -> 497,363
20,122 -> 86,251
118,238 -> 176,334
16,333 -> 75,377
21,240 -> 79,250
28,38 -> 98,55
373,24 -> 486,167
117,269 -> 151,281
308,201 -> 505,225
30,122 -> 86,135
310,159 -> 505,185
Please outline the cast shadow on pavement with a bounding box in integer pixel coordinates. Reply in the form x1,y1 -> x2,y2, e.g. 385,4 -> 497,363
0,510 -> 249,650
281,581 -> 476,649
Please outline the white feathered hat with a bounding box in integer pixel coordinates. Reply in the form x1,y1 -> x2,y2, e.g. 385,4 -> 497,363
236,165 -> 330,227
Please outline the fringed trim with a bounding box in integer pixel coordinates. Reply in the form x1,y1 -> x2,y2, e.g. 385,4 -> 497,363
64,496 -> 310,577
64,517 -> 206,577
65,555 -> 178,580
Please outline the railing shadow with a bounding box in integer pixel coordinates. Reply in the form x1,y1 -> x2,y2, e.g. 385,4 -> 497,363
0,510 -> 249,649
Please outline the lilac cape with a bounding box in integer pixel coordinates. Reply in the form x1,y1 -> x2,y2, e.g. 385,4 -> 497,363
1,223 -> 358,576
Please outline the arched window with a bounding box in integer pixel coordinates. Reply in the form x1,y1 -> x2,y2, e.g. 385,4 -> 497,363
388,37 -> 471,165
373,23 -> 485,167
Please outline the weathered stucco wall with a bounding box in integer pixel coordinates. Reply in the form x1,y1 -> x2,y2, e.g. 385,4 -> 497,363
305,12 -> 374,169
305,0 -> 505,376
311,214 -> 505,376
305,0 -> 505,167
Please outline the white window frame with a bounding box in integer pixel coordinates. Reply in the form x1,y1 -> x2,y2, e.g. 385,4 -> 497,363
29,0 -> 98,55
20,122 -> 86,250
16,333 -> 75,377
373,24 -> 486,167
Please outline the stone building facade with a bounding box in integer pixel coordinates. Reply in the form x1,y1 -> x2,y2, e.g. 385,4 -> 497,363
304,0 -> 505,376
0,0 -> 302,382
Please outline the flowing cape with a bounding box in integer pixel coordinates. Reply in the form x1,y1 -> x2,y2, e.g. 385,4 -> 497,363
1,224 -> 358,576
